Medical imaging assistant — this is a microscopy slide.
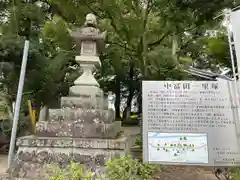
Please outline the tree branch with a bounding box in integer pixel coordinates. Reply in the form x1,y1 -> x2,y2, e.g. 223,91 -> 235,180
148,31 -> 171,47
84,3 -> 103,19
105,9 -> 132,47
133,0 -> 141,15
105,10 -> 121,36
143,0 -> 151,28
106,41 -> 136,53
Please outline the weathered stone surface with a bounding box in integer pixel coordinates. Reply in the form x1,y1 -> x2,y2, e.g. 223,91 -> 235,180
7,133 -> 130,179
17,135 -> 130,150
35,121 -> 121,138
8,146 -> 128,179
16,147 -> 126,164
61,96 -> 108,110
69,85 -> 102,97
48,108 -> 115,123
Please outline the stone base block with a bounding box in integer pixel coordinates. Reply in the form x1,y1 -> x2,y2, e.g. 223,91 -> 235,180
48,108 -> 115,123
17,135 -> 130,150
69,85 -> 102,97
7,135 -> 130,179
75,55 -> 101,64
61,96 -> 108,109
36,121 -> 121,139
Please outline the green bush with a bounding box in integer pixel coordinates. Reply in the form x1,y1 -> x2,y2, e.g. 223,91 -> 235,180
105,155 -> 157,180
48,155 -> 158,180
135,134 -> 142,150
47,162 -> 98,180
231,168 -> 240,180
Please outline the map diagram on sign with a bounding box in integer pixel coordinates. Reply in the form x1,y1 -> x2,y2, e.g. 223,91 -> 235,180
148,132 -> 209,164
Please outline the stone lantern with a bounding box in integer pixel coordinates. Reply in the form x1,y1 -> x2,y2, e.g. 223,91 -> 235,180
67,13 -> 107,110
5,13 -> 130,180
69,13 -> 105,91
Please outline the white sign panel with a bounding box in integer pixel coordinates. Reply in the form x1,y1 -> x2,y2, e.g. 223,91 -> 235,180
142,81 -> 240,166
230,10 -> 240,73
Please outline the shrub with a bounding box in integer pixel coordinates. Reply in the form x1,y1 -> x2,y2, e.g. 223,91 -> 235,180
231,168 -> 240,180
47,162 -> 98,180
105,155 -> 157,180
48,155 -> 158,180
135,134 -> 142,150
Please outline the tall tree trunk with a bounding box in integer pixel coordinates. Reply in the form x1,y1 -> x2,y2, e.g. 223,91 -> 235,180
172,33 -> 180,66
137,91 -> 142,114
114,75 -> 121,121
123,62 -> 135,120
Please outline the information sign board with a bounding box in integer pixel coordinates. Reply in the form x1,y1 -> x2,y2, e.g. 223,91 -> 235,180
142,81 -> 240,166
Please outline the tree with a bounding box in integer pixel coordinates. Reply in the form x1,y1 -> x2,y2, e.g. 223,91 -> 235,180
0,0 -> 78,120
1,0 -> 235,123
179,24 -> 232,73
43,0 -> 237,120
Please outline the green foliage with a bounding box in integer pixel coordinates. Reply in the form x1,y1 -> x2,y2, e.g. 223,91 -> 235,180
49,156 -> 158,180
110,156 -> 156,179
180,28 -> 231,72
139,163 -> 158,180
47,162 -> 97,180
135,134 -> 143,150
0,0 -> 76,111
42,15 -> 73,51
105,155 -> 158,180
0,113 -> 29,139
0,0 -> 236,123
105,155 -> 139,180
231,168 -> 240,180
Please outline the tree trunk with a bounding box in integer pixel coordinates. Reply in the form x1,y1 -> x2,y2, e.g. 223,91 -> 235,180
114,75 -> 121,121
137,80 -> 142,114
172,33 -> 180,66
123,62 -> 135,120
137,86 -> 143,135
137,95 -> 142,114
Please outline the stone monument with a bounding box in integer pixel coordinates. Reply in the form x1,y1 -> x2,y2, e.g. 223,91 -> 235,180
6,13 -> 130,179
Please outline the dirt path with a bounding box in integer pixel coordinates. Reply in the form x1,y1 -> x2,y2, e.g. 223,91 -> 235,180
153,166 -> 219,180
0,154 -> 8,176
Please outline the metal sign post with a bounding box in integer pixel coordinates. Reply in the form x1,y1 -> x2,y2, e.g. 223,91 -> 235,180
8,40 -> 29,168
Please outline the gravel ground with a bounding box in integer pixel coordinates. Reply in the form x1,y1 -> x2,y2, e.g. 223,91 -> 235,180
0,154 -> 8,176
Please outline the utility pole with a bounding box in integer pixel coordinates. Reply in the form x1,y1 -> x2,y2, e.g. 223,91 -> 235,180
8,40 -> 30,168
